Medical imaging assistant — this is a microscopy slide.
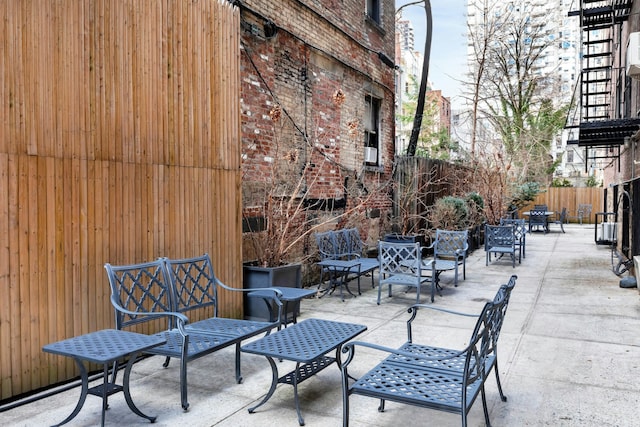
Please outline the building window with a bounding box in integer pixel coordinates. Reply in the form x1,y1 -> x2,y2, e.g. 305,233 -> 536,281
567,150 -> 574,163
364,95 -> 381,165
366,0 -> 380,24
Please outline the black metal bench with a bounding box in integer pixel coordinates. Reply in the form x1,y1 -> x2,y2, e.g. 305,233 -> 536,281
340,275 -> 517,427
315,228 -> 379,292
104,253 -> 282,411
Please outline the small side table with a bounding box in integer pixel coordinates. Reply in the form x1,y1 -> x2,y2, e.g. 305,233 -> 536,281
42,329 -> 166,427
248,287 -> 317,327
316,259 -> 361,301
241,318 -> 367,425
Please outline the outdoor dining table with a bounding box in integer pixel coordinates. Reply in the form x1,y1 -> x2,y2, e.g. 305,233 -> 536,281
316,259 -> 361,301
42,329 -> 166,427
241,318 -> 367,426
522,211 -> 555,217
423,258 -> 457,294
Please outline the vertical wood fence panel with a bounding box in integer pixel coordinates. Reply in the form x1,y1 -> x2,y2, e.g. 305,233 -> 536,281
0,0 -> 242,400
521,187 -> 604,222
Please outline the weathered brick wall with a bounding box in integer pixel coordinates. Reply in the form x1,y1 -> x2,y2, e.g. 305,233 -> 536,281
238,0 -> 396,259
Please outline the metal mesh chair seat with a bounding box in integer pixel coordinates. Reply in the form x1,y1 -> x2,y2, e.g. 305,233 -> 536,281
392,343 -> 494,374
349,358 -> 483,411
187,317 -> 274,339
145,329 -> 237,359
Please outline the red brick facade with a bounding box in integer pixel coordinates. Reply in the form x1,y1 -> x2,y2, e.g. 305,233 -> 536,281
237,0 -> 396,259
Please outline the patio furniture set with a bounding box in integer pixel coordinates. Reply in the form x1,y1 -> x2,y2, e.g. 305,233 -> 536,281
523,204 -> 589,234
315,228 -> 380,300
43,229 -> 518,426
316,228 -> 469,305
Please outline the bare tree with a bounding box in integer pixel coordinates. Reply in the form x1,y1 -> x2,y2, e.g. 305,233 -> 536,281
461,1 -> 568,219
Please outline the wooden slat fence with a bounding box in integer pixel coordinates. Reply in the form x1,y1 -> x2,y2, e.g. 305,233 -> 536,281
520,187 -> 604,223
0,0 -> 241,400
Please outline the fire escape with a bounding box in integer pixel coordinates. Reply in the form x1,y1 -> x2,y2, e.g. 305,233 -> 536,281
566,0 -> 638,171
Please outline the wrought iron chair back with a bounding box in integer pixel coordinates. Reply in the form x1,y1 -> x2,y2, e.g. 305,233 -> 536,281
549,207 -> 567,233
528,209 -> 548,233
164,253 -> 220,316
105,259 -> 174,330
377,241 -> 432,304
500,218 -> 526,258
485,224 -> 517,267
315,231 -> 337,261
430,229 -> 468,284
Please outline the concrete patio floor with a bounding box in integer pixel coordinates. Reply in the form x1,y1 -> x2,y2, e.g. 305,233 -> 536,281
2,223 -> 640,426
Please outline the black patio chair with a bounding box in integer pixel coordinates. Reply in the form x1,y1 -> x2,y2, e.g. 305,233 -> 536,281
528,209 -> 548,234
500,218 -> 526,259
549,208 -> 567,233
485,224 -> 517,267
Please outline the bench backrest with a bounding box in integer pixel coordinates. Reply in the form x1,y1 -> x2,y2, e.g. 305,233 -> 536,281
485,224 -> 515,249
314,228 -> 367,260
489,274 -> 517,350
105,259 -> 174,330
334,229 -> 352,258
577,204 -> 591,215
528,209 -> 547,226
466,297 -> 505,381
164,253 -> 219,317
500,218 -> 526,240
344,228 -> 366,257
315,231 -> 338,261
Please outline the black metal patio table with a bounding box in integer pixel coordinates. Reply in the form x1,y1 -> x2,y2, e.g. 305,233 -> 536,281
241,318 -> 367,426
42,329 -> 166,427
316,259 -> 362,300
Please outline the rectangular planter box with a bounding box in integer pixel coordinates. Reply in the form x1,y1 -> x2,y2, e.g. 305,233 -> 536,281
243,263 -> 302,324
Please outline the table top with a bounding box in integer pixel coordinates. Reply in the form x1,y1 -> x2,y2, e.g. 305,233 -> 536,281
248,287 -> 317,302
317,259 -> 361,268
241,318 -> 367,363
522,211 -> 554,216
422,259 -> 457,271
43,329 -> 166,364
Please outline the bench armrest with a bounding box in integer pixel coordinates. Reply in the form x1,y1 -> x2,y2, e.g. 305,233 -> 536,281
215,277 -> 283,325
110,294 -> 190,336
406,304 -> 479,342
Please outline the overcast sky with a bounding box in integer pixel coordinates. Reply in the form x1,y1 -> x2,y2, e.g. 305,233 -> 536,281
395,0 -> 467,109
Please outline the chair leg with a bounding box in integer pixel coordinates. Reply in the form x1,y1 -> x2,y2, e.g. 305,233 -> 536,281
494,360 -> 508,402
453,264 -> 459,287
479,384 -> 491,427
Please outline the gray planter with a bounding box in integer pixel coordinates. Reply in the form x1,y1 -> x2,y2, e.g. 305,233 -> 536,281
243,263 -> 302,323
